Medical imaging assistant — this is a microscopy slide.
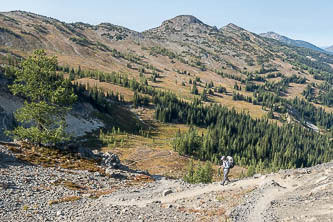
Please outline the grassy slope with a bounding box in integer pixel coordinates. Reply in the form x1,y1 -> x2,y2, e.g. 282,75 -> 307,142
1,11 -> 331,118
0,11 -> 331,178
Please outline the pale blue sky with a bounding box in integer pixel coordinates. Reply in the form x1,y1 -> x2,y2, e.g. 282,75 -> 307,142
2,0 -> 332,46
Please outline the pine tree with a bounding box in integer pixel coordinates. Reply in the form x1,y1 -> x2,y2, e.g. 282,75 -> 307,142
191,85 -> 198,95
7,50 -> 77,146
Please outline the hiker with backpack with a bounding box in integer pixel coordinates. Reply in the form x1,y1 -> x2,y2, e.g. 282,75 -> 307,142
220,156 -> 234,185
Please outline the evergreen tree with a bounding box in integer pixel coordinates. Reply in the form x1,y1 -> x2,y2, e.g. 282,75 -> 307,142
191,85 -> 198,95
8,50 -> 77,146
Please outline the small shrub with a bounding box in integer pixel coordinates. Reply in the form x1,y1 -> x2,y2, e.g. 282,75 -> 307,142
247,165 -> 256,177
183,160 -> 213,184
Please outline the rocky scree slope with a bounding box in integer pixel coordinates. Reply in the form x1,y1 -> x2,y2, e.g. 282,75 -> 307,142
1,144 -> 332,222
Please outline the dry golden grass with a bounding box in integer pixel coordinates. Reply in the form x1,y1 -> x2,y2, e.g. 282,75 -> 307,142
100,110 -> 247,180
48,196 -> 81,205
6,144 -> 105,175
52,179 -> 87,191
75,78 -> 135,102
313,103 -> 333,113
89,188 -> 116,199
100,119 -> 193,178
213,93 -> 266,119
285,83 -> 307,99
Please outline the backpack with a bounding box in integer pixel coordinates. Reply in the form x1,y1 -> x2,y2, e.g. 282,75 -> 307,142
227,156 -> 234,168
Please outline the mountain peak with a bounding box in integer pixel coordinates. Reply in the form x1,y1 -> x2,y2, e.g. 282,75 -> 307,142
221,23 -> 243,31
144,14 -> 211,35
163,15 -> 205,26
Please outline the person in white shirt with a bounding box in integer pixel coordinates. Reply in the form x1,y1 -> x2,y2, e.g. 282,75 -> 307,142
220,156 -> 231,185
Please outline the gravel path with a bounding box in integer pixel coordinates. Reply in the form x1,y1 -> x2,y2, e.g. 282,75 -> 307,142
229,162 -> 333,222
101,177 -> 258,207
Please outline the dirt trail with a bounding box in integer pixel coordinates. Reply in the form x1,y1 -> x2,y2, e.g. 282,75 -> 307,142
103,177 -> 263,207
159,178 -> 259,204
244,178 -> 297,222
102,161 -> 333,221
230,162 -> 333,222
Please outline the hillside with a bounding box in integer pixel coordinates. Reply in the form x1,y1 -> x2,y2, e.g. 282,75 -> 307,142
0,11 -> 332,157
1,11 -> 333,117
0,10 -> 333,169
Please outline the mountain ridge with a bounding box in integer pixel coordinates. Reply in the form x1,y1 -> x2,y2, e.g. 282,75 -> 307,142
2,10 -> 330,55
1,10 -> 333,124
325,45 -> 333,53
259,31 -> 328,53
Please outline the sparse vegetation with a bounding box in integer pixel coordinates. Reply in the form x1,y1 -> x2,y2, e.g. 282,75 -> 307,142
0,26 -> 22,39
69,36 -> 94,47
6,143 -> 105,174
48,196 -> 81,205
183,160 -> 213,184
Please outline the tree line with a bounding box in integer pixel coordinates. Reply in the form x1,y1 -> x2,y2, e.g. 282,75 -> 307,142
152,92 -> 332,171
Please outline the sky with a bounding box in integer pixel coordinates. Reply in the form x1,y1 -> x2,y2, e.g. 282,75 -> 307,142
2,0 -> 333,47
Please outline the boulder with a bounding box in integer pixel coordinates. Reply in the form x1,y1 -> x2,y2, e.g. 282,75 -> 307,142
163,189 -> 173,196
253,173 -> 262,179
101,152 -> 121,169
